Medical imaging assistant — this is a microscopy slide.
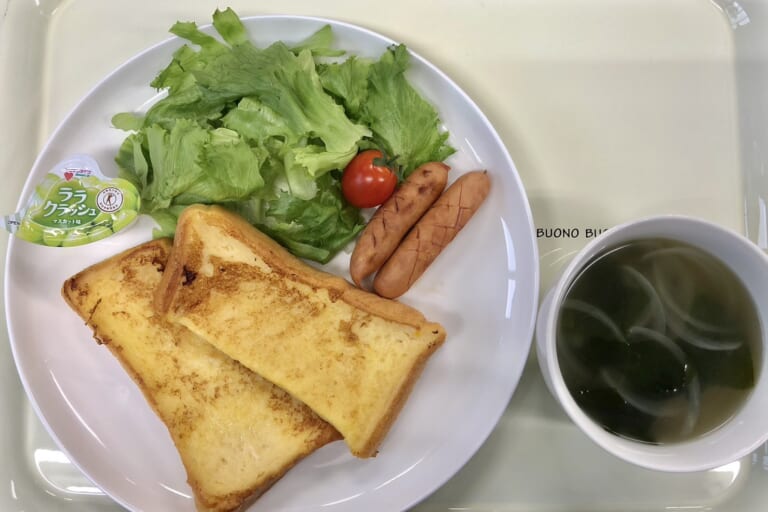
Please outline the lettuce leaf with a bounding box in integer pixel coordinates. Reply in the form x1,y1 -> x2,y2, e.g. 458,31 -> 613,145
318,45 -> 454,176
319,56 -> 372,118
361,45 -> 454,175
230,172 -> 363,263
113,7 -> 453,262
117,119 -> 264,212
145,9 -> 370,153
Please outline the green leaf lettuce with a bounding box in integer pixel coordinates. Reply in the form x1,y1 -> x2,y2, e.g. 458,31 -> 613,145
113,7 -> 453,262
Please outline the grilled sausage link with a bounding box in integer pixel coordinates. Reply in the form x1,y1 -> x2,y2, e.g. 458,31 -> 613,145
373,170 -> 491,298
349,162 -> 449,288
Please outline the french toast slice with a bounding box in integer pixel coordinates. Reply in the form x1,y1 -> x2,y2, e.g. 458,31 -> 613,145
155,205 -> 447,458
61,239 -> 340,512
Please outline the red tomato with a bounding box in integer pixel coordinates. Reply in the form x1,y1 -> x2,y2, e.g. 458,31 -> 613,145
341,150 -> 398,208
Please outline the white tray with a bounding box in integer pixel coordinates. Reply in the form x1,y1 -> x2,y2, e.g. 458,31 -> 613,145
2,0 -> 767,510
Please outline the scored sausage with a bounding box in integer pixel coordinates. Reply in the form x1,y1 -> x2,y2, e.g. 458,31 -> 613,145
373,170 -> 491,299
349,162 -> 449,288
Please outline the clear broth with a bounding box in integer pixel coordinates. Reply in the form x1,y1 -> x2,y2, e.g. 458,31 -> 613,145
557,238 -> 762,444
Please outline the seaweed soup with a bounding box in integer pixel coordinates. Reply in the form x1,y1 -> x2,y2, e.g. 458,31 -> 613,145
556,238 -> 762,444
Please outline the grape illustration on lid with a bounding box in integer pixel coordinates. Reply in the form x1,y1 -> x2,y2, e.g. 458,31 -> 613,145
2,155 -> 140,247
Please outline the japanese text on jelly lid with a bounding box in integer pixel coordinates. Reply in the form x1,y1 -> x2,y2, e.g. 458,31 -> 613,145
1,155 -> 140,247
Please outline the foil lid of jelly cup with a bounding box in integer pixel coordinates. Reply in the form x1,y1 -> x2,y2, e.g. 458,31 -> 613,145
1,155 -> 140,247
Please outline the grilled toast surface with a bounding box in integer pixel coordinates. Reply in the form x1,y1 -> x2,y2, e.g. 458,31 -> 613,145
155,205 -> 447,458
61,239 -> 340,512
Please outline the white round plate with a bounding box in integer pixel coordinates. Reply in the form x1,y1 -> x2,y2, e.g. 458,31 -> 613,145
4,15 -> 539,512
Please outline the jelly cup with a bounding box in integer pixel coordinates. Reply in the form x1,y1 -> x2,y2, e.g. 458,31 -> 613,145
1,154 -> 140,247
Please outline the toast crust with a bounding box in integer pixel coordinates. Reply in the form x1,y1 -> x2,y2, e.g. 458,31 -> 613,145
156,205 -> 446,458
62,240 -> 340,511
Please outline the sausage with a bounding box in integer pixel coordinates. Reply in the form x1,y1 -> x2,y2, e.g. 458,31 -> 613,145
349,162 -> 449,288
373,170 -> 491,299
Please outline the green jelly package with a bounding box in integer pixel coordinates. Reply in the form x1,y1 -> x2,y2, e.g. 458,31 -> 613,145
2,155 -> 140,247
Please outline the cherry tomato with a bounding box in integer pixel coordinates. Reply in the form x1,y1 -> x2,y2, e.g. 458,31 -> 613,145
341,150 -> 398,208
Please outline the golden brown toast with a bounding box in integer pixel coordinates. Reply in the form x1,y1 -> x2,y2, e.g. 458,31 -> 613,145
61,239 -> 340,512
155,205 -> 446,458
